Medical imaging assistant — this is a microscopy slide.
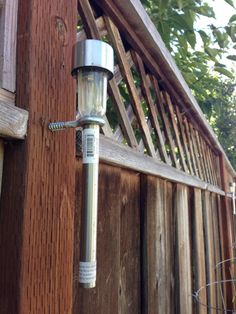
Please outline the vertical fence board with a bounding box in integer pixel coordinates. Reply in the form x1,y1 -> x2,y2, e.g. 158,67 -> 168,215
75,163 -> 121,314
192,188 -> 207,314
141,176 -> 174,314
211,193 -> 224,312
176,184 -> 193,314
203,191 -> 217,314
120,169 -> 141,314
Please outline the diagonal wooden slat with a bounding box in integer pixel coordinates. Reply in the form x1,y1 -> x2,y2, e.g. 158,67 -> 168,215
151,76 -> 180,169
183,117 -> 198,176
132,52 -> 169,164
175,105 -> 194,175
210,150 -> 220,186
163,91 -> 188,172
195,129 -> 208,182
108,81 -> 138,148
200,136 -> 213,184
201,137 -> 215,185
189,123 -> 204,180
207,147 -> 217,185
77,16 -> 107,42
104,16 -> 156,157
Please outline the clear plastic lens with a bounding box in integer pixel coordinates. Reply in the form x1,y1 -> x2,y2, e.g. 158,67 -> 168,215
76,70 -> 108,119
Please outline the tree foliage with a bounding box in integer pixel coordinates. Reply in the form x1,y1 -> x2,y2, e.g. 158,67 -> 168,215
141,0 -> 236,168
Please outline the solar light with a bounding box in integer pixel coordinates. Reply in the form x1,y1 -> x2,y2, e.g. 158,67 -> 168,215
48,39 -> 114,288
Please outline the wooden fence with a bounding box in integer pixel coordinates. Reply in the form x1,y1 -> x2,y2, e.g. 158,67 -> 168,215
0,0 -> 235,313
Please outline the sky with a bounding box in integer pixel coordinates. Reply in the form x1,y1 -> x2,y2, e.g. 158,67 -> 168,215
195,0 -> 236,70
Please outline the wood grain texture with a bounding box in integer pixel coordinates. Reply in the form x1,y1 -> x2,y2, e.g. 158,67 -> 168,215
0,0 -> 18,91
192,188 -> 207,314
202,191 -> 217,313
0,90 -> 28,138
97,135 -> 226,195
120,169 -> 141,314
175,184 -> 193,313
141,176 -> 174,314
211,193 -> 224,312
0,0 -> 77,312
74,163 -> 122,314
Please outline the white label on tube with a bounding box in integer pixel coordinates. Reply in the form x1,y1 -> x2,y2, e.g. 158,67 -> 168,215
79,261 -> 97,284
83,128 -> 99,164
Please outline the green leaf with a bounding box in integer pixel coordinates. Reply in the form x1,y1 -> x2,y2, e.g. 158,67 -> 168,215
205,47 -> 219,58
227,55 -> 236,61
198,30 -> 210,45
229,14 -> 236,23
224,0 -> 235,8
185,31 -> 196,48
213,30 -> 229,48
194,4 -> 215,18
226,25 -> 236,42
214,67 -> 234,78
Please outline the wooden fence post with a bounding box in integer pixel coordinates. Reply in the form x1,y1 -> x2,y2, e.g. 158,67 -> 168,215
219,154 -> 234,310
0,0 -> 77,312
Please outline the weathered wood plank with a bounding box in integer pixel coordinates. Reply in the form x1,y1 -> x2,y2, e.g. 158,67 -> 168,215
0,0 -> 18,91
120,169 -> 141,314
132,52 -> 169,163
211,193 -> 224,312
141,176 -> 174,314
219,155 -> 234,310
202,191 -> 217,314
0,0 -> 77,312
192,188 -> 207,314
0,90 -> 28,139
96,135 -> 226,195
217,195 -> 228,312
105,16 -> 156,157
74,163 -> 121,314
176,184 -> 192,313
